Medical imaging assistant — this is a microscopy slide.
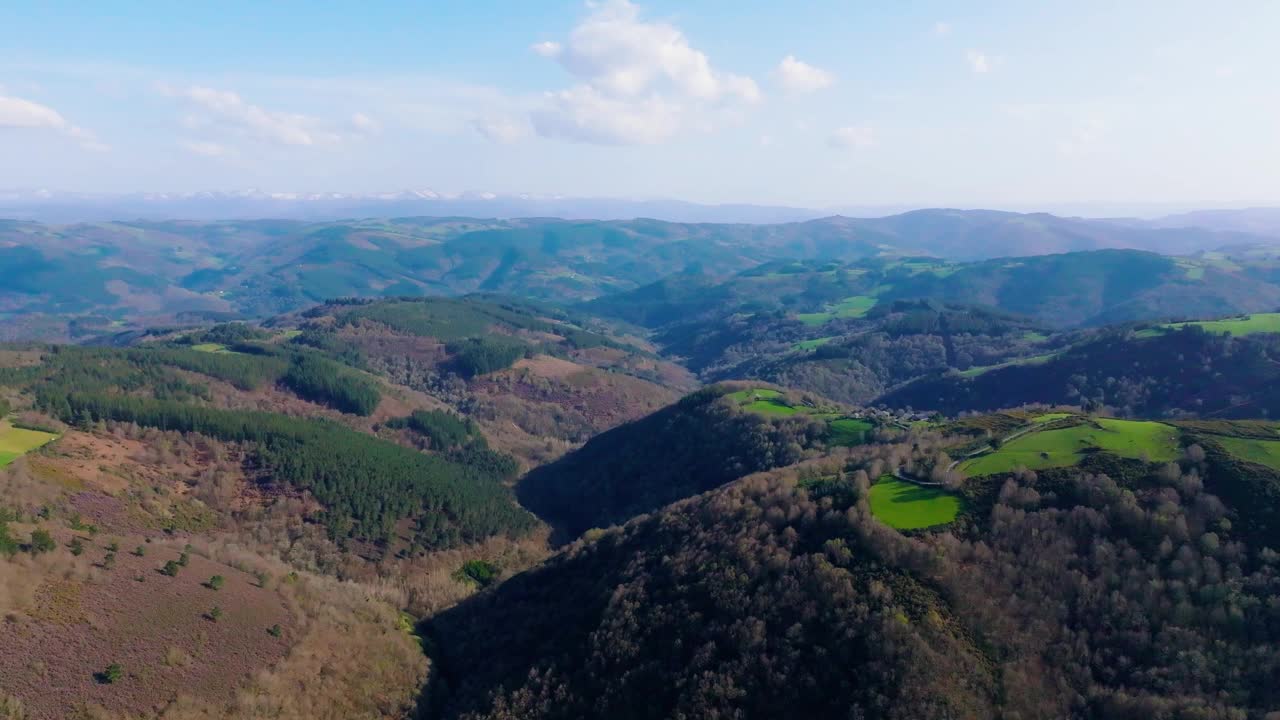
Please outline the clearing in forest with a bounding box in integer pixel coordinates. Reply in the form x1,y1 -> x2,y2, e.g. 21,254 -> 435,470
0,420 -> 58,468
796,295 -> 877,326
1138,313 -> 1280,338
1216,436 -> 1280,471
726,388 -> 800,416
869,476 -> 962,530
828,418 -> 873,446
960,418 -> 1180,476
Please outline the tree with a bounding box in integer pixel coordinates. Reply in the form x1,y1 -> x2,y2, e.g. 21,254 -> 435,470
98,663 -> 123,684
28,529 -> 56,555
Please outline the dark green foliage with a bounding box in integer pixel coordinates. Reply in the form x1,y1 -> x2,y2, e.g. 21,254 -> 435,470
387,409 -> 479,450
268,624 -> 283,637
518,386 -> 826,538
192,322 -> 269,346
133,545 -> 146,557
28,528 -> 56,555
46,392 -> 533,548
454,559 -> 499,587
0,521 -> 17,556
97,663 -> 124,684
161,560 -> 181,576
178,551 -> 189,566
207,575 -> 225,590
69,537 -> 84,556
0,397 -> 9,417
140,348 -> 289,391
282,354 -> 381,415
208,606 -> 223,622
447,336 -> 528,377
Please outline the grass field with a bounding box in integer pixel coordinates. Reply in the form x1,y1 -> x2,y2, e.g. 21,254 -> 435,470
797,295 -> 877,326
869,476 -> 962,530
960,418 -> 1179,476
828,418 -> 873,446
191,342 -> 230,353
0,420 -> 59,468
1217,436 -> 1280,471
1138,313 -> 1280,339
792,336 -> 836,351
959,352 -> 1058,378
727,388 -> 801,416
1032,412 -> 1074,424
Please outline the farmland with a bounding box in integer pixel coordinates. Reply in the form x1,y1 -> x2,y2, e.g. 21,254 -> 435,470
0,420 -> 58,467
1138,313 -> 1280,338
960,417 -> 1180,476
726,388 -> 801,416
828,418 -> 874,446
796,295 -> 877,326
868,476 -> 962,530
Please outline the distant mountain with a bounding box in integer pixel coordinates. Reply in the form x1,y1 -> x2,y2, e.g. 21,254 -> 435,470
1144,207 -> 1280,237
3,210 -> 1278,341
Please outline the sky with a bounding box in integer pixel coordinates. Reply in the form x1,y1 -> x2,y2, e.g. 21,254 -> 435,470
1,0 -> 1278,209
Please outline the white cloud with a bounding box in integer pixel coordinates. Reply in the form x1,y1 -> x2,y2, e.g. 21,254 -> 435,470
530,0 -> 760,144
350,112 -> 380,134
181,139 -> 233,157
162,84 -> 339,146
472,114 -> 530,144
773,56 -> 834,94
0,94 -> 107,151
532,85 -> 680,145
531,41 -> 562,58
827,125 -> 876,150
967,50 -> 997,73
933,21 -> 952,37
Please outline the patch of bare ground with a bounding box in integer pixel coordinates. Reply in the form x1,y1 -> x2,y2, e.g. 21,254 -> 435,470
0,537 -> 294,720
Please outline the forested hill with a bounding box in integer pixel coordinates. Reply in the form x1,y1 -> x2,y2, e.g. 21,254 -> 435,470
879,321 -> 1280,417
434,426 -> 1280,719
3,210 -> 1278,341
586,250 -> 1280,331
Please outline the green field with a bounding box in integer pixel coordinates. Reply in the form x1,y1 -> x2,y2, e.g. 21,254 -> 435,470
1031,412 -> 1074,424
869,476 -> 962,530
1217,436 -> 1280,471
1139,313 -> 1280,339
192,342 -> 230,353
0,420 -> 59,468
792,336 -> 836,351
960,418 -> 1180,476
959,352 -> 1058,378
727,388 -> 801,416
797,295 -> 877,326
828,418 -> 874,446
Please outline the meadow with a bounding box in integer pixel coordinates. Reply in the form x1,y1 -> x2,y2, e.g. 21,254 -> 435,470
1138,313 -> 1280,339
0,420 -> 59,467
828,418 -> 874,446
796,295 -> 877,326
726,388 -> 801,416
960,418 -> 1180,476
1216,436 -> 1280,471
868,476 -> 962,530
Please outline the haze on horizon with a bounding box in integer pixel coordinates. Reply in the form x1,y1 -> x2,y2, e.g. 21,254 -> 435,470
2,0 -> 1278,210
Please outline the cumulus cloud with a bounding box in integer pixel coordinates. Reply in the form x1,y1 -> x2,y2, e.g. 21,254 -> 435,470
161,84 -> 340,146
827,125 -> 876,150
471,114 -> 531,144
529,0 -> 760,145
0,94 -> 108,151
967,50 -> 998,73
773,56 -> 834,94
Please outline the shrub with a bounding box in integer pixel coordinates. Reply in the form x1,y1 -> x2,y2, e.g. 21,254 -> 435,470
207,575 -> 225,590
208,606 -> 223,622
161,560 -> 181,577
133,545 -> 146,557
69,538 -> 84,556
98,663 -> 123,684
454,559 -> 499,588
268,624 -> 283,638
28,529 -> 56,555
178,552 -> 189,566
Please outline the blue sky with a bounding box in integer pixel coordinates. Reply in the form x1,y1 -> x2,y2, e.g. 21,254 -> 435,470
2,1 -> 1277,209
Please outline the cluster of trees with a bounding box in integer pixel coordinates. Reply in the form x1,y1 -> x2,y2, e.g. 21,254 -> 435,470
283,354 -> 382,416
386,409 -> 481,451
447,337 -> 529,378
517,385 -> 827,537
40,391 -> 534,549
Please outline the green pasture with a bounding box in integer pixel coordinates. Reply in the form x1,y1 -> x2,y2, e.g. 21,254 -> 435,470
960,418 -> 1179,476
828,418 -> 874,446
0,420 -> 59,468
869,476 -> 962,530
1216,436 -> 1280,471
